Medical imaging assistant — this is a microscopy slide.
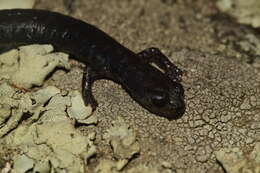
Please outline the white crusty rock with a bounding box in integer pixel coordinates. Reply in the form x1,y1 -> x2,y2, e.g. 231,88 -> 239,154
103,117 -> 140,171
217,0 -> 260,28
0,0 -> 35,9
0,84 -> 97,173
215,143 -> 260,173
0,44 -> 70,89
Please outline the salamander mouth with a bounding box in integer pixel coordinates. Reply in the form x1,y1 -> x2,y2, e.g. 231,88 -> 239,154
142,97 -> 185,120
160,97 -> 186,120
172,100 -> 186,119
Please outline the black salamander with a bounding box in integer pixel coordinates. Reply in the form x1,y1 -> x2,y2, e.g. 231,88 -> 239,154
0,9 -> 185,120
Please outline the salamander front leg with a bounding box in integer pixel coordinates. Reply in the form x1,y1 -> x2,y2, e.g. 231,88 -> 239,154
137,47 -> 183,82
82,67 -> 98,110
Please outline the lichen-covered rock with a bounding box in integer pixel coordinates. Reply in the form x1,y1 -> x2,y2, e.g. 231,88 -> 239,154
94,160 -> 119,173
0,44 -> 70,89
0,84 -> 97,173
4,120 -> 96,173
0,83 -> 94,135
215,142 -> 260,173
0,44 -> 96,173
0,83 -> 32,138
0,0 -> 35,9
0,83 -> 16,125
237,33 -> 260,58
217,0 -> 260,28
104,118 -> 140,170
67,90 -> 94,123
94,159 -> 172,173
0,50 -> 19,79
13,155 -> 35,173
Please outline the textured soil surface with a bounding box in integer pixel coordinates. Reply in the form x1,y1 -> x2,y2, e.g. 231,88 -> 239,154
21,0 -> 260,172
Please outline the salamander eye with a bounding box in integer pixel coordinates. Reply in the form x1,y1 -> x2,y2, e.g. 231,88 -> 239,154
152,95 -> 167,107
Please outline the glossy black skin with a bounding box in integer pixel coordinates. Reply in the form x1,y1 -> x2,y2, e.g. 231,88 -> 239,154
0,9 -> 185,120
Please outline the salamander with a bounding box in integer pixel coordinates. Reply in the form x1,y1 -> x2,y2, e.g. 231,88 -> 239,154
0,9 -> 185,120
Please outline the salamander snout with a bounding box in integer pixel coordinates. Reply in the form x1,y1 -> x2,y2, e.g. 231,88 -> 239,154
168,82 -> 185,118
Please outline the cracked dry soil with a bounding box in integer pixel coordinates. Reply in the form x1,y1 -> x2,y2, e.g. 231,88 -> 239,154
2,0 -> 260,172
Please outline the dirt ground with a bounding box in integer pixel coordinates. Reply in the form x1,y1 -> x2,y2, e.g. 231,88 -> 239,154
5,0 -> 259,172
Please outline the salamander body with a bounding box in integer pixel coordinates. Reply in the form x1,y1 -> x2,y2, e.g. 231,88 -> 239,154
0,9 -> 185,120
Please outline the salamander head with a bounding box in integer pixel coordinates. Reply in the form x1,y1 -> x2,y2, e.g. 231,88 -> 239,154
118,62 -> 185,120
142,81 -> 185,120
112,53 -> 185,120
